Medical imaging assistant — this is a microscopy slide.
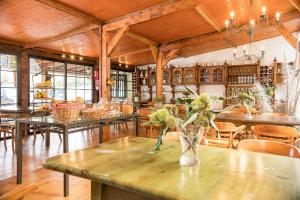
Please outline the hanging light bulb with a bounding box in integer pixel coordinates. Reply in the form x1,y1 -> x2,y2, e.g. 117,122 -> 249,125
275,12 -> 280,22
261,6 -> 266,16
79,56 -> 83,61
225,20 -> 229,28
62,54 -> 66,58
230,11 -> 235,20
250,19 -> 255,27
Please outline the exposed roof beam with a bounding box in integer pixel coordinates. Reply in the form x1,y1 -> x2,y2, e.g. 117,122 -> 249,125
150,45 -> 158,62
277,24 -> 298,48
85,30 -> 100,52
34,0 -> 102,25
161,10 -> 300,52
107,25 -> 130,56
111,48 -> 150,58
103,0 -> 197,31
24,24 -> 99,49
194,5 -> 221,32
126,31 -> 158,46
162,49 -> 179,68
289,0 -> 300,12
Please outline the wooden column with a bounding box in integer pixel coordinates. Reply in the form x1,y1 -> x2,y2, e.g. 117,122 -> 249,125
20,52 -> 29,109
155,49 -> 179,97
100,30 -> 111,98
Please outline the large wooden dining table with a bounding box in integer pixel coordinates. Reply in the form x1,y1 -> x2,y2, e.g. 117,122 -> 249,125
216,113 -> 300,128
44,137 -> 300,200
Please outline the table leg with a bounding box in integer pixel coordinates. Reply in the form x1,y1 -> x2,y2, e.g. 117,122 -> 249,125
135,115 -> 140,137
63,127 -> 69,197
99,125 -> 103,144
91,181 -> 102,200
46,130 -> 50,147
16,121 -> 23,184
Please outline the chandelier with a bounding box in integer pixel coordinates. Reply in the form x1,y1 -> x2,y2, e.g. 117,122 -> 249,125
225,0 -> 281,61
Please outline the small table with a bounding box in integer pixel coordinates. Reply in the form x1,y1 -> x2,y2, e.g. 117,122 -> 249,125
216,113 -> 300,128
44,137 -> 300,200
16,114 -> 139,196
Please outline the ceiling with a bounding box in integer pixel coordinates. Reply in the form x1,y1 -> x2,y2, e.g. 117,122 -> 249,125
0,0 -> 299,66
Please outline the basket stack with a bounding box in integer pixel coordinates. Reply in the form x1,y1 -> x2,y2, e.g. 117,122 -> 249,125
82,107 -> 105,120
51,102 -> 83,122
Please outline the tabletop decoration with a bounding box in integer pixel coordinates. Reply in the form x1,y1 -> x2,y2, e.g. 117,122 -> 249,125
146,86 -> 234,166
153,95 -> 165,109
236,91 -> 256,119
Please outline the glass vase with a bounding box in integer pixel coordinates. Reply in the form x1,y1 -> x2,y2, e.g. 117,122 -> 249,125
245,104 -> 253,119
178,127 -> 203,166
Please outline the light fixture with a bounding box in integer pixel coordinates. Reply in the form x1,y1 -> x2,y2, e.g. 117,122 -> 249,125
70,55 -> 75,59
225,0 -> 279,62
79,56 -> 83,61
62,54 -> 66,58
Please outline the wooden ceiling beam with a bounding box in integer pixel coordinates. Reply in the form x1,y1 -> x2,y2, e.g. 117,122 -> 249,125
34,0 -> 102,25
85,29 -> 100,52
107,25 -> 130,56
289,0 -> 300,12
111,48 -> 150,58
24,24 -> 99,49
194,5 -> 221,32
150,45 -> 158,63
162,49 -> 179,68
277,24 -> 298,49
103,0 -> 198,31
161,10 -> 300,52
126,31 -> 158,46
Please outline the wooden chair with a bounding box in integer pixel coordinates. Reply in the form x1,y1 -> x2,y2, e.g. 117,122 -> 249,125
0,114 -> 15,152
138,108 -> 160,138
237,139 -> 300,158
206,122 -> 246,148
251,125 -> 300,145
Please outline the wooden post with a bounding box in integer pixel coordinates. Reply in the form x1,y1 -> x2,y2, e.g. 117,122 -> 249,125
156,52 -> 164,97
20,52 -> 29,109
156,49 -> 179,97
100,28 -> 111,142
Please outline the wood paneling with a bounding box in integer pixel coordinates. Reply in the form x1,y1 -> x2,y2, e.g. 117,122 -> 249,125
59,0 -> 170,21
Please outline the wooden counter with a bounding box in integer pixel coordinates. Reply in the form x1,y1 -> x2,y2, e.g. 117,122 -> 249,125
44,137 -> 300,200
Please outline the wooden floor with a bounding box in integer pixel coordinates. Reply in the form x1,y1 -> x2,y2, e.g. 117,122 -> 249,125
0,123 -> 143,199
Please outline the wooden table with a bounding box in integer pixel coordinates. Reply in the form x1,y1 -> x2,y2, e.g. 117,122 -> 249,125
44,137 -> 300,200
16,114 -> 139,197
216,113 -> 300,128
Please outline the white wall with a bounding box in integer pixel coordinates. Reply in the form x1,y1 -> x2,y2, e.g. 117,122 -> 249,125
138,35 -> 299,108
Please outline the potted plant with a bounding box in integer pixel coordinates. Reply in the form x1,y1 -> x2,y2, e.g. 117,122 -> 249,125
146,87 -> 234,166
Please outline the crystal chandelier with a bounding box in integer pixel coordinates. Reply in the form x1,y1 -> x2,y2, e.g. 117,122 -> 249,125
225,0 -> 281,61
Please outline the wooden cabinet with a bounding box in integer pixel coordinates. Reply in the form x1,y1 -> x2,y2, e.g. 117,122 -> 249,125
199,66 -> 225,84
172,68 -> 182,85
183,67 -> 197,84
163,69 -> 171,85
149,69 -> 156,86
227,64 -> 258,85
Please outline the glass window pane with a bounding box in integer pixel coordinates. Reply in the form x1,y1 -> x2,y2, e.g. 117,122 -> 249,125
76,90 -> 85,99
54,62 -> 65,75
67,64 -> 76,76
67,90 -> 76,101
1,54 -> 17,71
85,78 -> 92,89
85,90 -> 92,103
1,71 -> 17,87
67,76 -> 76,89
1,88 -> 17,105
77,65 -> 85,77
54,75 -> 64,88
54,89 -> 65,100
77,77 -> 85,89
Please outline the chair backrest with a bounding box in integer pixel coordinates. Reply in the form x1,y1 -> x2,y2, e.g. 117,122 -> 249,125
237,139 -> 300,158
235,106 -> 258,114
137,108 -> 152,122
252,125 -> 298,144
260,112 -> 288,117
215,122 -> 237,132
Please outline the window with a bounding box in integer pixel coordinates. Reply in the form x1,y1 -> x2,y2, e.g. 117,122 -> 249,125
30,57 -> 94,107
0,53 -> 17,105
110,70 -> 133,100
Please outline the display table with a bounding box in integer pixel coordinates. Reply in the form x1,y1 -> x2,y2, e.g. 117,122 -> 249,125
44,137 -> 300,200
16,114 -> 139,196
216,113 -> 300,128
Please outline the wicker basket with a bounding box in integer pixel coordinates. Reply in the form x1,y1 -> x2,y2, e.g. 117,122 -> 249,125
82,108 -> 105,120
51,102 -> 83,122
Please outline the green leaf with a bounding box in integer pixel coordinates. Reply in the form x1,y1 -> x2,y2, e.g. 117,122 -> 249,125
184,85 -> 199,97
183,112 -> 198,127
211,104 -> 238,114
